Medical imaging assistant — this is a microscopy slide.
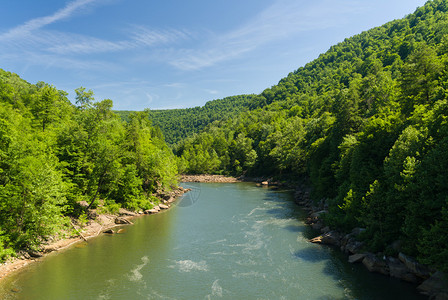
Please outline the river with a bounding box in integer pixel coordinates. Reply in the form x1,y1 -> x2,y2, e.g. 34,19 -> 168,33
0,182 -> 425,299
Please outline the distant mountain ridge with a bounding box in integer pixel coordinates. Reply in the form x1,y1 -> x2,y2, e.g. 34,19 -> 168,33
173,0 -> 448,276
115,94 -> 255,144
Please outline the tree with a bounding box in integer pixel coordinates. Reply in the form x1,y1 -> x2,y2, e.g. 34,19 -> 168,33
75,87 -> 94,109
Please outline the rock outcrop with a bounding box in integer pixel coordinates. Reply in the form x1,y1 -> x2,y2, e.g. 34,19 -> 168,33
309,231 -> 341,246
114,217 -> 133,225
362,253 -> 389,275
294,183 -> 443,298
417,271 -> 448,299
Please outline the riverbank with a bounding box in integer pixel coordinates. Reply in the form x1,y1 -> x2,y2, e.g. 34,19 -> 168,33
294,186 -> 448,299
180,174 -> 241,183
0,187 -> 187,282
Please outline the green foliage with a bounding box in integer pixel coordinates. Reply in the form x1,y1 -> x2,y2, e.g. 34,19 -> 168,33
2,0 -> 448,271
0,69 -> 178,258
169,0 -> 448,270
115,94 -> 255,145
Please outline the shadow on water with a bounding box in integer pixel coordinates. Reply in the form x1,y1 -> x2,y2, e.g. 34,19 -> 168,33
292,246 -> 331,263
283,224 -> 303,233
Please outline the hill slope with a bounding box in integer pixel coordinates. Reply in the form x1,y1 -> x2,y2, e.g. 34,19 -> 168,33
0,69 -> 177,260
116,94 -> 254,144
175,0 -> 448,272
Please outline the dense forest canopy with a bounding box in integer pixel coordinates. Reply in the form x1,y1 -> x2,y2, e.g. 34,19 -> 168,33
0,69 -> 178,260
115,94 -> 255,144
172,0 -> 448,272
1,0 -> 448,276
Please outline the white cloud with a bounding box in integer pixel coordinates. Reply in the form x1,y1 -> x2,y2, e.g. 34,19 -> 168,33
0,0 -> 99,41
131,26 -> 192,47
169,0 -> 367,70
0,0 -> 193,68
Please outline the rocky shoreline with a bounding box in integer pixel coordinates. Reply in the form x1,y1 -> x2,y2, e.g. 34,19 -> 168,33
180,174 -> 241,183
294,186 -> 448,299
0,186 -> 187,282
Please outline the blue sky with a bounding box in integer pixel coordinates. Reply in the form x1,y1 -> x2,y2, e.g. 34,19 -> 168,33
0,0 -> 427,110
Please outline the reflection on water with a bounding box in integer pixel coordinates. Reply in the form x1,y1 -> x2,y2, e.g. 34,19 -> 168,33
0,183 -> 424,300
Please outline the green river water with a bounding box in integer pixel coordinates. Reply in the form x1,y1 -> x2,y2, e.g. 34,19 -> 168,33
0,182 -> 425,299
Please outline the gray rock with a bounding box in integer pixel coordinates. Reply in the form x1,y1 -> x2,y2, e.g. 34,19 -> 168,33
115,217 -> 133,225
417,272 -> 448,298
346,240 -> 364,254
310,210 -> 327,219
386,257 -> 419,283
78,200 -> 89,208
435,293 -> 448,300
398,252 -> 431,279
348,253 -> 366,263
159,204 -> 169,209
118,208 -> 137,216
362,253 -> 389,275
309,231 -> 341,246
28,250 -> 43,258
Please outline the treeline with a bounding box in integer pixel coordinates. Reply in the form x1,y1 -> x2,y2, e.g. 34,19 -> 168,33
116,94 -> 254,144
175,0 -> 448,272
0,70 -> 178,260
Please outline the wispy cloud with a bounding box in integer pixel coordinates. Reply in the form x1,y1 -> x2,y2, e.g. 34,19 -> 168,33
169,0 -> 367,70
0,0 -> 196,75
0,0 -> 99,41
131,26 -> 192,47
45,26 -> 192,55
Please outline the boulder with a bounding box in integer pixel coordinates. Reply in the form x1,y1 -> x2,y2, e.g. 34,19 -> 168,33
146,208 -> 159,214
348,253 -> 366,263
103,229 -> 114,234
417,272 -> 448,298
346,240 -> 364,254
28,250 -> 43,258
115,217 -> 133,225
261,181 -> 269,185
78,200 -> 89,208
116,229 -> 125,234
118,208 -> 137,216
310,210 -> 327,220
309,231 -> 341,246
386,257 -> 419,283
159,204 -> 169,209
362,253 -> 389,275
398,252 -> 431,279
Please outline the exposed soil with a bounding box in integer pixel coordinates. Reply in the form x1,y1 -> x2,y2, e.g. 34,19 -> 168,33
0,188 -> 187,282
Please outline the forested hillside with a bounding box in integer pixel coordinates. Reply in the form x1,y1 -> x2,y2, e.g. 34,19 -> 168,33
116,94 -> 254,144
0,70 -> 178,260
175,0 -> 448,272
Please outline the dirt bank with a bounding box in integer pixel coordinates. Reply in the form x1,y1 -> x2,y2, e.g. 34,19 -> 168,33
0,188 -> 187,282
